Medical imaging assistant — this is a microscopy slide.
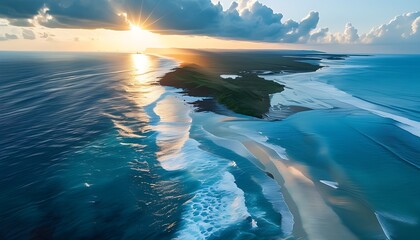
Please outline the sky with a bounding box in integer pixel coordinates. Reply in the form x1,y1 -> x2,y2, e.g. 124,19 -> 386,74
0,0 -> 419,53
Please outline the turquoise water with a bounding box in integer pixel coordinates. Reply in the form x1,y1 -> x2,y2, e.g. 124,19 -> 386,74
263,55 -> 420,239
0,52 -> 419,239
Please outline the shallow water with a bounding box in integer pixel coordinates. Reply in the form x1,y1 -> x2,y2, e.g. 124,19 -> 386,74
0,52 -> 419,239
264,55 -> 420,239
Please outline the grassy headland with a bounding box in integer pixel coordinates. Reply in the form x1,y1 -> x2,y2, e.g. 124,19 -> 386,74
149,49 -> 344,118
160,64 -> 284,118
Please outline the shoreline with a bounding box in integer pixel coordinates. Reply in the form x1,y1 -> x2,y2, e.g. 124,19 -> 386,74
153,49 -> 340,119
200,115 -> 358,239
151,49 -> 364,238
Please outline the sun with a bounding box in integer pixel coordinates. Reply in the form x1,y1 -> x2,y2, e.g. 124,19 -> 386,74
126,22 -> 162,51
129,23 -> 150,39
130,24 -> 143,33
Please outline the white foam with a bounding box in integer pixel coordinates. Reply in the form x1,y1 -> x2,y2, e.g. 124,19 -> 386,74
220,74 -> 240,79
180,95 -> 212,103
153,95 -> 193,171
202,128 -> 256,160
252,176 -> 294,235
176,172 -> 250,240
229,125 -> 290,161
251,219 -> 258,228
266,74 -> 420,138
374,211 -> 419,240
320,180 -> 339,189
153,98 -> 251,239
375,212 -> 392,240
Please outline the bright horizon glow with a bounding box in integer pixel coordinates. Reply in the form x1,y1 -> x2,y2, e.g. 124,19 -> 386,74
0,1 -> 419,53
127,23 -> 162,52
130,24 -> 143,33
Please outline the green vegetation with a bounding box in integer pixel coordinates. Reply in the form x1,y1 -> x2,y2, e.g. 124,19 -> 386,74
154,49 -> 334,118
160,64 -> 284,118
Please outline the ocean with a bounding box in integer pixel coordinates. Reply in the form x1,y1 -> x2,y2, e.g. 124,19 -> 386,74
0,52 -> 418,239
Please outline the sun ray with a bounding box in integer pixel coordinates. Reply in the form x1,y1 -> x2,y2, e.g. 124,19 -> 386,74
143,15 -> 166,30
141,0 -> 163,29
137,0 -> 144,27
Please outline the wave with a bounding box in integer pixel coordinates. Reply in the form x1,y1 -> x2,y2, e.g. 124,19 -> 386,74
252,175 -> 294,235
176,172 -> 250,240
152,94 -> 251,239
265,74 -> 420,138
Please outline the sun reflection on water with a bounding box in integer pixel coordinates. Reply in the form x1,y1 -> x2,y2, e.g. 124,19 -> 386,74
124,54 -> 164,107
132,54 -> 150,78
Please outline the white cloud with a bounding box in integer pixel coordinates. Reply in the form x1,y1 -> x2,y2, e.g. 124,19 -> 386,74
8,18 -> 33,27
412,17 -> 420,34
309,11 -> 420,46
362,11 -> 420,43
309,23 -> 359,44
342,23 -> 359,43
216,1 -> 319,42
0,18 -> 8,26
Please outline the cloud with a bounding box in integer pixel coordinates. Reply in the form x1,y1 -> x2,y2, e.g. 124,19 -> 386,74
0,18 -> 8,26
117,0 -> 319,42
39,31 -> 54,40
310,11 -> 420,46
332,23 -> 359,43
0,0 -> 45,19
5,33 -> 18,39
309,27 -> 329,43
0,0 -> 319,43
0,33 -> 18,41
309,23 -> 359,44
0,0 -> 128,30
362,11 -> 420,44
22,29 -> 36,40
342,23 -> 359,43
8,18 -> 34,27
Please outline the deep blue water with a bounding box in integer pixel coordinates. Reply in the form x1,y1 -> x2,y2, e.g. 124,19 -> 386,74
0,52 -> 289,240
0,52 -> 419,240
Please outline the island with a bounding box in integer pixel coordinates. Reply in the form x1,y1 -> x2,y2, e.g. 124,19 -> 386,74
148,49 -> 346,118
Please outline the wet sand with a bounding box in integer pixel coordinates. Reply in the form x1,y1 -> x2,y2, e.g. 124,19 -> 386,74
201,115 -> 359,240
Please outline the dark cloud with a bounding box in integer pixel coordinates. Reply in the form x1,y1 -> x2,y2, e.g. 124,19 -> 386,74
0,0 -> 45,19
44,0 -> 128,30
117,0 -> 223,32
22,29 -> 36,40
0,0 -> 320,42
0,0 -> 128,30
118,0 -> 319,42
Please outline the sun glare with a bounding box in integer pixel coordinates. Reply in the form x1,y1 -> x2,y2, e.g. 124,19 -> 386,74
126,22 -> 162,51
132,54 -> 149,74
130,24 -> 142,33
